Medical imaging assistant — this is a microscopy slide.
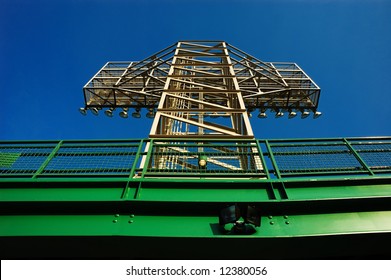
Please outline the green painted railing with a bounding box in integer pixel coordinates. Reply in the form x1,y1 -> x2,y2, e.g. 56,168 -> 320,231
0,137 -> 390,181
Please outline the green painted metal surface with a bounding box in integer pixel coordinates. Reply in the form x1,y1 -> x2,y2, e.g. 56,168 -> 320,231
0,137 -> 390,259
1,211 -> 390,238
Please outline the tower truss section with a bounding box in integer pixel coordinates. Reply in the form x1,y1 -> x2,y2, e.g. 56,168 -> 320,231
80,41 -> 321,177
82,41 -> 321,124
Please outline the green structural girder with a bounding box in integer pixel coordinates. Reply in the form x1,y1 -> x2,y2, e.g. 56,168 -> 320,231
1,136 -> 391,259
1,211 -> 390,238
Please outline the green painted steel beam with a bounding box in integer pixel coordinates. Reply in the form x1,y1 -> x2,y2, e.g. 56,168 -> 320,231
1,211 -> 390,238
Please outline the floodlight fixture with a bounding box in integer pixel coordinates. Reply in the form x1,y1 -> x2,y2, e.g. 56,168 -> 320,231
146,108 -> 155,119
119,108 -> 129,118
244,205 -> 261,227
313,111 -> 322,119
104,108 -> 114,117
79,107 -> 87,116
301,110 -> 310,119
257,109 -> 267,119
247,108 -> 255,118
258,112 -> 267,118
219,204 -> 261,234
219,205 -> 241,225
275,110 -> 284,118
91,108 -> 99,116
288,111 -> 297,119
131,108 -> 141,118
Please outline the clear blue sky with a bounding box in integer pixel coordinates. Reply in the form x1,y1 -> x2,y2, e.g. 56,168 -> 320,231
1,0 -> 390,140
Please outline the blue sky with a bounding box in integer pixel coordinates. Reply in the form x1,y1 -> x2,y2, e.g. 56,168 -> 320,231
1,0 -> 390,140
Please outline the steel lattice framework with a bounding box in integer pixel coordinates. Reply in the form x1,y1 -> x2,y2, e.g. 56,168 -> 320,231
81,41 -> 321,175
82,41 -> 321,139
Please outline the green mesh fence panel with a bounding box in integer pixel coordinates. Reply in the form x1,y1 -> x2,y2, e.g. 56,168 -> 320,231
270,142 -> 365,176
0,138 -> 390,179
41,142 -> 140,176
352,142 -> 391,172
0,143 -> 57,175
146,141 -> 265,177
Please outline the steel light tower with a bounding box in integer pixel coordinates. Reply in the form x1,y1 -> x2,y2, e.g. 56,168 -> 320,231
80,41 -> 321,176
81,41 -> 321,130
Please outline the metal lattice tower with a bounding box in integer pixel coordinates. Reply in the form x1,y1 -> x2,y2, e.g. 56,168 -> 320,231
81,41 -> 321,137
80,41 -> 321,176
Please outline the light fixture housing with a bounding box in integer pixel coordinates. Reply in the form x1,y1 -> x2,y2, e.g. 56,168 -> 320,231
132,108 -> 141,118
301,110 -> 310,119
146,108 -> 155,119
219,204 -> 261,235
247,108 -> 254,118
275,111 -> 284,118
288,111 -> 297,119
119,108 -> 128,118
258,112 -> 267,118
79,107 -> 87,116
244,205 -> 261,227
258,108 -> 267,118
313,111 -> 322,119
219,205 -> 241,225
104,108 -> 114,117
91,108 -> 99,116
